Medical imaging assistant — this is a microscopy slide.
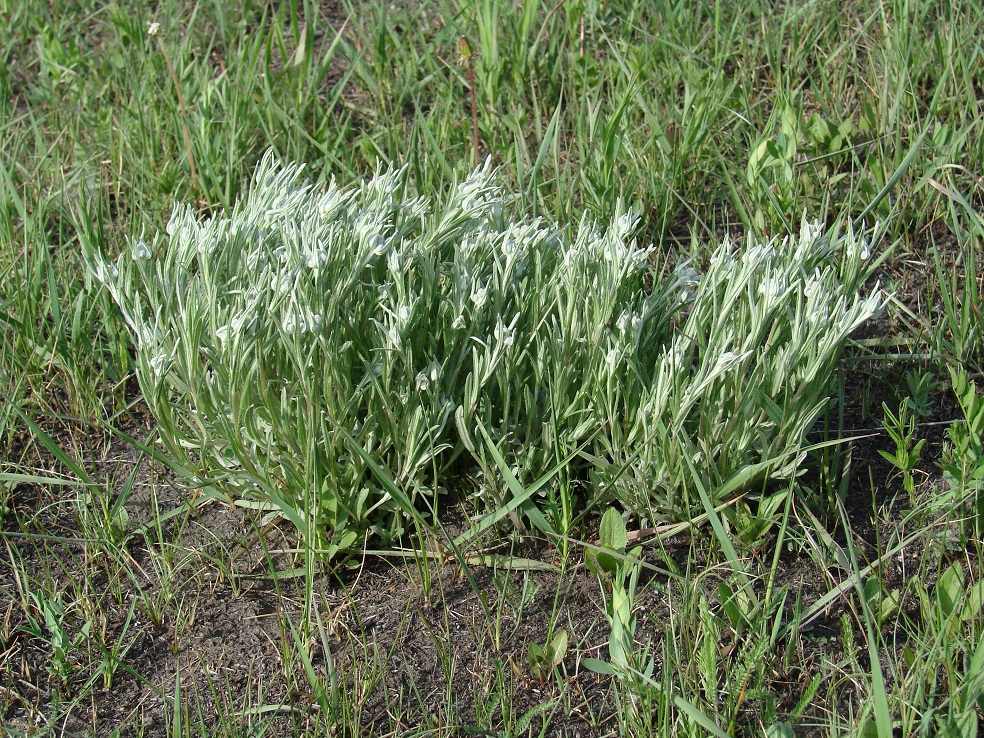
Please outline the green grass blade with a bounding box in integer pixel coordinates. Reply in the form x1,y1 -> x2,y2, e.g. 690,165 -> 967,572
674,693 -> 733,738
453,421 -> 595,547
526,91 -> 563,199
11,404 -> 94,487
471,418 -> 556,538
855,127 -> 928,223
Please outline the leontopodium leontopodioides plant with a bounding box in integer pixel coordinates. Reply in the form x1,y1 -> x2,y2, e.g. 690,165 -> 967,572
593,219 -> 886,524
82,151 -> 886,558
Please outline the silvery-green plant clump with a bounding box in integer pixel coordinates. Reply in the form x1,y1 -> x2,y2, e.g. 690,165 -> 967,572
595,220 -> 883,524
83,152 -> 883,556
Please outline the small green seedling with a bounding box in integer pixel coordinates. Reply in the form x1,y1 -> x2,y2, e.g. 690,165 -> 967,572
583,508 -> 652,697
878,398 -> 926,501
22,590 -> 91,686
862,577 -> 900,627
904,370 -> 934,419
942,367 -> 984,535
527,629 -> 568,683
585,507 -> 628,578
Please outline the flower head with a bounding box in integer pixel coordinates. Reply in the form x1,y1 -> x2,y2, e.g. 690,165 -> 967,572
131,239 -> 153,261
470,286 -> 488,309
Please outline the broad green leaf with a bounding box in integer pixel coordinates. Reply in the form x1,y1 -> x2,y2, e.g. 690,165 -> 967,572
599,507 -> 627,552
937,562 -> 966,620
